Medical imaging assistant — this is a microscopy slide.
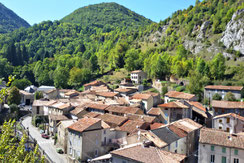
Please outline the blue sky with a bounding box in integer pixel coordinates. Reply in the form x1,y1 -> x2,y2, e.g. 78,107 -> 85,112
1,0 -> 197,25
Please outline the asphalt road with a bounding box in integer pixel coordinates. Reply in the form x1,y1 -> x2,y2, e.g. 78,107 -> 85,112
22,116 -> 68,163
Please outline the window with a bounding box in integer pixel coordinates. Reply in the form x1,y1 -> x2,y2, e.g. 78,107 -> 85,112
234,149 -> 238,155
226,128 -> 230,132
219,126 -> 222,130
222,147 -> 226,153
234,158 -> 239,163
175,141 -> 178,148
104,130 -> 106,134
211,145 -> 215,151
210,155 -> 215,163
37,106 -> 40,114
219,119 -> 222,123
95,150 -> 98,157
227,118 -> 230,123
222,156 -> 226,163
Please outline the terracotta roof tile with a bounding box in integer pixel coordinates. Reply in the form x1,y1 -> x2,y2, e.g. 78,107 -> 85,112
96,114 -> 128,127
114,88 -> 136,93
106,105 -> 141,114
205,85 -> 243,91
165,91 -> 195,100
150,123 -> 165,130
86,103 -> 109,110
111,145 -> 186,163
212,100 -> 244,109
49,114 -> 69,121
96,92 -> 118,98
68,117 -> 101,133
213,113 -> 244,121
83,112 -> 102,118
70,104 -> 87,115
199,128 -> 244,149
189,101 -> 206,112
147,108 -> 161,116
158,101 -> 188,109
132,93 -> 152,100
126,114 -> 156,124
119,120 -> 149,134
84,80 -> 104,87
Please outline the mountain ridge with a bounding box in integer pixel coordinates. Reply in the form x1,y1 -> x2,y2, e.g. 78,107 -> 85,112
0,2 -> 30,33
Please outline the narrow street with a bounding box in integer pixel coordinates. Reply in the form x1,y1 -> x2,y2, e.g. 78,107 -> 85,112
22,116 -> 68,163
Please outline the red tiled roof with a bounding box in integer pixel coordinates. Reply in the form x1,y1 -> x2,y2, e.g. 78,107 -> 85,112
114,88 -> 136,93
84,80 -> 104,87
150,123 -> 164,130
119,120 -> 148,134
111,145 -> 186,163
212,100 -> 244,109
131,70 -> 144,73
126,114 -> 156,124
86,103 -> 109,110
199,128 -> 244,149
213,113 -> 244,121
70,105 -> 86,115
158,101 -> 188,109
96,114 -> 128,127
132,93 -> 152,100
147,108 -> 161,116
49,114 -> 69,121
205,85 -> 243,91
165,91 -> 195,100
83,112 -> 102,118
68,117 -> 101,133
189,102 -> 206,112
106,105 -> 141,114
96,92 -> 118,98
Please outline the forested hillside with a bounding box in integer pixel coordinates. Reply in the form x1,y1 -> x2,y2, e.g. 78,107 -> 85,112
61,2 -> 152,31
0,0 -> 243,101
0,3 -> 30,33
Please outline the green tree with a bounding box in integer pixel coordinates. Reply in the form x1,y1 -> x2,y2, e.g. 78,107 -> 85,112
53,67 -> 69,88
11,79 -> 32,90
68,67 -> 92,87
34,91 -> 43,100
210,53 -> 226,80
7,86 -> 21,105
212,93 -> 222,100
224,92 -> 236,101
0,120 -> 44,162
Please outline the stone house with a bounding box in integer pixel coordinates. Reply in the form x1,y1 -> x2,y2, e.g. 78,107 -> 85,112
85,103 -> 109,114
119,120 -> 150,135
32,100 -> 49,116
144,92 -> 161,107
70,105 -> 88,119
164,91 -> 197,103
114,88 -> 137,97
131,93 -> 153,112
96,114 -> 128,128
147,107 -> 167,123
95,92 -> 119,101
67,117 -> 105,162
213,113 -> 244,133
130,70 -> 147,84
211,100 -> 244,116
204,85 -> 243,101
198,128 -> 244,163
19,90 -> 34,105
151,118 -> 202,162
158,101 -> 191,124
57,120 -> 77,153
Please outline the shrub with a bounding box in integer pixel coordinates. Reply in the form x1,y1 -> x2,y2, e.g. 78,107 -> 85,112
212,93 -> 222,100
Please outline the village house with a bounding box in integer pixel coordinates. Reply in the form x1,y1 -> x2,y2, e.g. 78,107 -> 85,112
24,85 -> 37,93
213,113 -> 244,133
164,91 -> 197,103
109,144 -> 186,163
32,100 -> 50,116
158,101 -> 191,124
57,119 -> 77,153
184,101 -> 210,126
84,80 -> 105,91
125,113 -> 157,124
150,119 -> 202,162
204,85 -> 243,101
131,93 -> 153,112
147,107 -> 167,123
19,90 -> 34,105
211,100 -> 244,116
70,105 -> 88,119
130,70 -> 147,84
198,128 -> 244,163
119,120 -> 150,135
85,103 -> 109,114
67,117 -> 105,162
95,92 -> 119,101
114,88 -> 137,97
144,92 -> 161,106
105,105 -> 143,116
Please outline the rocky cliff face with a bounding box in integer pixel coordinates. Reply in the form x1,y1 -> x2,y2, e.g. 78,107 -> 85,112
221,9 -> 244,55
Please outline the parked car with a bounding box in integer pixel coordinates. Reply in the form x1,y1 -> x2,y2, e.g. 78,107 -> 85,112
41,133 -> 49,139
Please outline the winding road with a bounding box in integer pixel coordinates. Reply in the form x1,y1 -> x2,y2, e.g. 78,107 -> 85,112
22,116 -> 68,163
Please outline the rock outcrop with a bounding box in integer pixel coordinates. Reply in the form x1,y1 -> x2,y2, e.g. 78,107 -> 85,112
221,9 -> 244,55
